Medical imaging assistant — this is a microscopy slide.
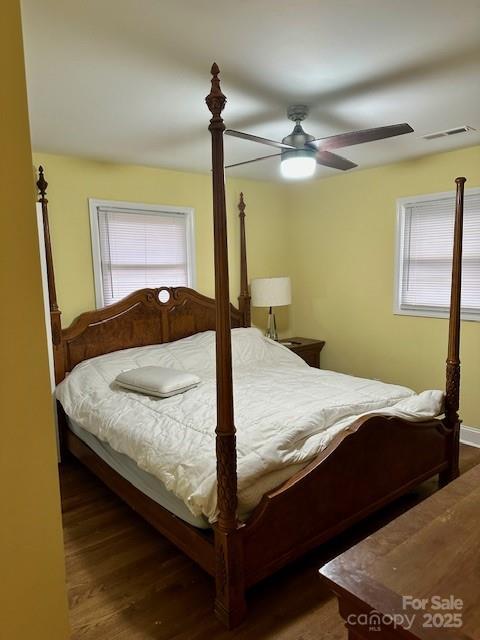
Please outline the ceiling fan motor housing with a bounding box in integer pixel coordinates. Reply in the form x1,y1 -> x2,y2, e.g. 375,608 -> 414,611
283,105 -> 315,153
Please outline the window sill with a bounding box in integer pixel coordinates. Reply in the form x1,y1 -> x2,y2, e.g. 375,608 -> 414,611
393,307 -> 480,322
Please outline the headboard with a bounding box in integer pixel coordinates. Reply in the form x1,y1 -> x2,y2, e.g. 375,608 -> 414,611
36,167 -> 251,383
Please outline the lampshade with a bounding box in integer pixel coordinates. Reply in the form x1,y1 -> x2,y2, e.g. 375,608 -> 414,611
251,277 -> 291,308
280,148 -> 316,180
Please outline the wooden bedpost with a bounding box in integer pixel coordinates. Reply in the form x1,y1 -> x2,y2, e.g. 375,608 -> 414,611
206,64 -> 246,627
441,176 -> 466,485
238,192 -> 251,326
37,166 -> 64,383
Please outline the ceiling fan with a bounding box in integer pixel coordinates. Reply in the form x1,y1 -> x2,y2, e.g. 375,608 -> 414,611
225,105 -> 413,179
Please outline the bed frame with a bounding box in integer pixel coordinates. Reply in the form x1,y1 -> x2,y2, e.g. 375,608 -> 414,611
37,64 -> 465,628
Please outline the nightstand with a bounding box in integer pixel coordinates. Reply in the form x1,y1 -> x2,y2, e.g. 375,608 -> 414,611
279,337 -> 325,368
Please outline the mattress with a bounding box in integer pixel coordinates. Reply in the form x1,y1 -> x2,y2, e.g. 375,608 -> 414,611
57,327 -> 444,524
68,417 -> 209,528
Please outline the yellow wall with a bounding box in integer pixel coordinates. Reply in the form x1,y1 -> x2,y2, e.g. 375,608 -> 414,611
0,3 -> 69,639
32,152 -> 291,332
288,145 -> 480,426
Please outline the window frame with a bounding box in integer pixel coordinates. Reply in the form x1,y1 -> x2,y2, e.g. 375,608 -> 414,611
394,187 -> 480,322
89,198 -> 196,308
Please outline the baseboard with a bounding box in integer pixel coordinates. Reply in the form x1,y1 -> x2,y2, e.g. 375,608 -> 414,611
460,425 -> 480,448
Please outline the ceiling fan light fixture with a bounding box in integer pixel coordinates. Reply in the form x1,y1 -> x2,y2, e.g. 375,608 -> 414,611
280,148 -> 316,180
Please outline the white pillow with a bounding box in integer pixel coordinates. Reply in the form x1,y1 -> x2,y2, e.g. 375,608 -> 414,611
115,366 -> 200,398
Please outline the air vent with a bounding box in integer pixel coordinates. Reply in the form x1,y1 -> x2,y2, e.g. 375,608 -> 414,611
423,125 -> 477,140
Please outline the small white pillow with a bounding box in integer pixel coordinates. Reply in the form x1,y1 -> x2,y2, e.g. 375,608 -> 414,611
115,366 -> 200,398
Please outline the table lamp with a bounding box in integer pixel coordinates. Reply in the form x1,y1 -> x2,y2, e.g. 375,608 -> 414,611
250,276 -> 291,341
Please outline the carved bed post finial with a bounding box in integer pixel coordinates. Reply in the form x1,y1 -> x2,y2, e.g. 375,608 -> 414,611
238,191 -> 245,214
36,166 -> 64,382
238,192 -> 251,326
206,65 -> 247,626
442,176 -> 466,483
206,62 -> 227,129
37,165 -> 48,201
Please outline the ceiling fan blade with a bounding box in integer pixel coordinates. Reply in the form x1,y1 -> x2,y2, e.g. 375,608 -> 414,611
225,129 -> 295,150
316,150 -> 358,171
225,153 -> 281,169
312,123 -> 414,151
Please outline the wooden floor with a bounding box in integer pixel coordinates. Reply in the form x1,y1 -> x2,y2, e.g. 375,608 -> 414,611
61,445 -> 480,640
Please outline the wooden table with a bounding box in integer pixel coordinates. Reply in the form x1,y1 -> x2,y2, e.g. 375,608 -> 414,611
319,464 -> 480,639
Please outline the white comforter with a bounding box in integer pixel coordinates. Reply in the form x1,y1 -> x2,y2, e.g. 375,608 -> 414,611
56,328 -> 443,522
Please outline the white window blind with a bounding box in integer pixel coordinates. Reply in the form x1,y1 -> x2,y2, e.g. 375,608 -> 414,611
90,200 -> 194,307
396,190 -> 480,320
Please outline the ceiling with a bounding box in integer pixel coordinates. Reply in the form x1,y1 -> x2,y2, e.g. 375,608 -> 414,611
22,0 -> 480,182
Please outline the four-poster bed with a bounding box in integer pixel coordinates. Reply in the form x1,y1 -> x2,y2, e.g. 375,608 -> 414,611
37,64 -> 464,628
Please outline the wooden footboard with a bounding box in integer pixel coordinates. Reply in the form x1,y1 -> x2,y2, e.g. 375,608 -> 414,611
241,414 -> 450,587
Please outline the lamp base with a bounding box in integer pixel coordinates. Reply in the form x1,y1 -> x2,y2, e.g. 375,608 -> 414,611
265,307 -> 278,341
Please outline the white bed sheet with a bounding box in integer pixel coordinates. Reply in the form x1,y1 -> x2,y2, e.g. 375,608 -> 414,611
56,328 -> 443,523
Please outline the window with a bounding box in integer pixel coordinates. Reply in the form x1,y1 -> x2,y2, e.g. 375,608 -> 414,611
89,199 -> 195,307
395,189 -> 480,321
